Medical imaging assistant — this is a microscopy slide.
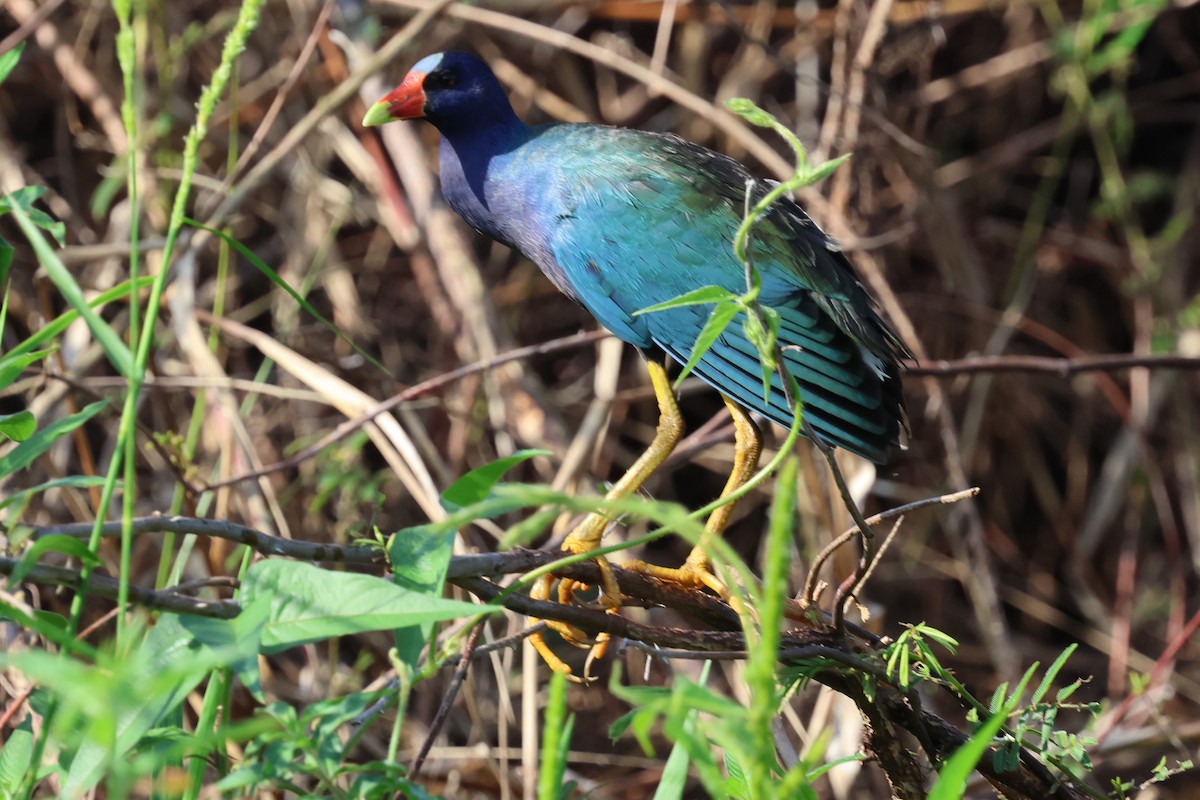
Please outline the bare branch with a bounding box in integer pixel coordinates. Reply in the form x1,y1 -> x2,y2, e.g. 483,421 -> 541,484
905,352 -> 1200,376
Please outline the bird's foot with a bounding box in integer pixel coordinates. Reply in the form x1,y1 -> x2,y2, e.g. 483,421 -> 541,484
528,522 -> 626,684
621,555 -> 734,605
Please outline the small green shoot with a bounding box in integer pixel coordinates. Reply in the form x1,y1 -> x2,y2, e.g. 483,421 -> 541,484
634,98 -> 849,407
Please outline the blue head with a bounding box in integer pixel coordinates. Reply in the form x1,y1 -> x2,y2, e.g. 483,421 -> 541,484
362,51 -> 522,138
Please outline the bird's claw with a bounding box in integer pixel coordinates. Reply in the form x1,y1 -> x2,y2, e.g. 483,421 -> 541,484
528,542 -> 627,683
622,557 -> 732,602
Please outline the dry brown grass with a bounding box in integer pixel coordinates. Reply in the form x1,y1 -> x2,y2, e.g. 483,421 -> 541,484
2,1 -> 1199,797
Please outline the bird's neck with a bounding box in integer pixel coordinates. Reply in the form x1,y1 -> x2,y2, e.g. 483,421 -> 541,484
436,102 -> 528,175
435,109 -> 530,238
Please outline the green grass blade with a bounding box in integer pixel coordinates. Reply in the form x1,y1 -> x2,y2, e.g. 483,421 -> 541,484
184,217 -> 389,374
927,710 -> 1008,800
4,197 -> 133,377
538,671 -> 574,800
0,399 -> 109,477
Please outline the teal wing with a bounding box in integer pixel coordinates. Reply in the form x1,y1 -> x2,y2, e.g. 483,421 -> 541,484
539,126 -> 907,463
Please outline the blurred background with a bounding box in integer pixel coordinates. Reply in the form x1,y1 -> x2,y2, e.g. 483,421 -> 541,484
2,0 -> 1199,797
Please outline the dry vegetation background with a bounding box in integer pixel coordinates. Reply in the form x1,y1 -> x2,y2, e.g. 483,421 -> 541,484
2,0 -> 1200,797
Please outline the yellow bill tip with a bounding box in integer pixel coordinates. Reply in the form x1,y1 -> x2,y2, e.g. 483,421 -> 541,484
361,100 -> 394,128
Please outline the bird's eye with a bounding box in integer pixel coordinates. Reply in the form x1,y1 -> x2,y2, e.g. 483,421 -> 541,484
426,70 -> 458,90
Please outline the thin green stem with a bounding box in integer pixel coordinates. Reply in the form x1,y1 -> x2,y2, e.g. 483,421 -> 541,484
746,453 -> 798,798
113,0 -> 142,649
69,0 -> 266,637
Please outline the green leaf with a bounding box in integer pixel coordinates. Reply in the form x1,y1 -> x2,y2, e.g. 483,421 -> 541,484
0,720 -> 33,792
675,301 -> 739,387
987,683 -> 1007,714
240,559 -> 487,653
538,671 -> 574,800
654,737 -> 692,800
0,348 -> 53,391
60,614 -> 225,796
0,41 -> 24,86
918,624 -> 959,653
0,232 -> 12,291
0,42 -> 21,88
388,524 -> 457,596
724,751 -> 751,798
387,522 -> 459,669
726,97 -> 777,128
5,196 -> 131,375
306,691 -> 389,777
178,603 -> 269,702
0,475 -> 109,510
440,449 -> 549,512
3,276 -> 150,363
801,152 -> 852,185
0,186 -> 65,246
9,534 -> 102,586
184,218 -> 389,375
927,710 -> 1008,800
634,285 -> 736,316
1031,643 -> 1077,707
90,173 -> 125,221
0,410 -> 35,442
742,310 -> 778,403
0,399 -> 108,477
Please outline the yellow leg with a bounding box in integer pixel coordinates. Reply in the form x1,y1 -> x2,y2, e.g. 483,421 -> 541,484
529,359 -> 684,681
626,396 -> 761,598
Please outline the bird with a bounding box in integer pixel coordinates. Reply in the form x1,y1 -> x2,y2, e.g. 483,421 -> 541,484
364,51 -> 909,679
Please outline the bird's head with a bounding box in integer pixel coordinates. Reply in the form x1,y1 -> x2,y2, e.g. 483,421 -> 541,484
362,51 -> 511,130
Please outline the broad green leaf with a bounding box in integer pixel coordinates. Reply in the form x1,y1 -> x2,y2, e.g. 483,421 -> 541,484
184,218 -> 388,375
387,522 -> 458,669
306,691 -> 389,777
440,449 -> 549,512
675,301 -> 739,387
9,534 -> 101,586
178,602 -> 270,702
0,410 -> 34,442
0,185 -> 44,210
61,614 -> 226,796
0,41 -> 24,85
0,399 -> 108,477
0,719 -> 32,792
388,524 -> 457,595
634,285 -> 735,316
240,559 -> 486,653
0,599 -> 96,659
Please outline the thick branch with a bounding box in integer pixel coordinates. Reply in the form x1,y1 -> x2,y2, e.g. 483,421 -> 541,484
0,556 -> 239,618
